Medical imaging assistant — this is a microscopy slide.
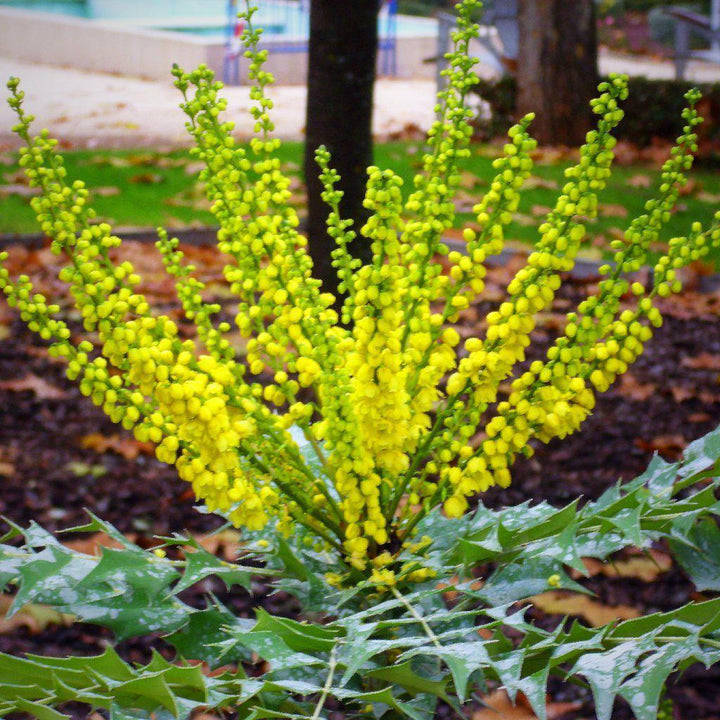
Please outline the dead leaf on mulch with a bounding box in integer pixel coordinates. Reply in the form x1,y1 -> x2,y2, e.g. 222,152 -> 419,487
634,434 -> 687,460
689,412 -> 713,423
671,385 -> 697,403
78,432 -> 155,460
63,531 -> 137,556
472,690 -> 581,720
582,549 -> 673,583
530,590 -> 640,627
0,374 -> 66,400
0,595 -> 74,635
681,352 -> 720,371
195,529 -> 243,561
617,372 -> 656,401
656,290 -> 720,319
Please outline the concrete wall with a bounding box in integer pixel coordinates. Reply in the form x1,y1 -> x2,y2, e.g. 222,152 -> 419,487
0,6 -> 438,84
0,7 -> 216,80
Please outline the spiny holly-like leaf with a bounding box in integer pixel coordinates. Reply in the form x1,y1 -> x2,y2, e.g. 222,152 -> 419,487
171,543 -> 254,594
12,698 -> 69,720
497,500 -> 580,548
480,558 -> 589,606
618,636 -> 703,720
400,642 -> 492,703
0,649 -> 243,719
230,630 -> 327,671
570,636 -> 658,720
81,546 -> 180,600
365,661 -> 451,702
165,603 -> 252,668
670,518 -> 720,592
0,517 -> 270,643
252,608 -> 343,652
677,423 -> 720,480
1,426 -> 719,720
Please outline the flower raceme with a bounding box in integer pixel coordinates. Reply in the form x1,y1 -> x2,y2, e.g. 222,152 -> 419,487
1,0 -> 719,580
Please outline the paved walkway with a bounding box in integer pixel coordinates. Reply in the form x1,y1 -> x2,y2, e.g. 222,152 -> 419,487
0,49 -> 719,149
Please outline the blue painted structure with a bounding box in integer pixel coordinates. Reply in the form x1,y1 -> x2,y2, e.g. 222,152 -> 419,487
223,0 -> 398,85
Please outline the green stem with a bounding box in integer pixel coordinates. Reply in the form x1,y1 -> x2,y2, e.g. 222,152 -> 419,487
391,586 -> 441,649
310,647 -> 337,720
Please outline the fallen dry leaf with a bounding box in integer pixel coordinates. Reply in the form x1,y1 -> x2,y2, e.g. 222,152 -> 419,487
530,204 -> 553,217
513,213 -> 540,227
634,434 -> 686,460
0,595 -> 74,635
93,186 -> 121,197
530,145 -> 578,165
531,590 -> 640,627
617,373 -> 656,401
681,352 -> 720,371
524,176 -> 559,190
0,183 -> 41,198
670,385 -> 696,403
612,140 -> 640,165
472,690 -> 581,720
129,172 -> 164,185
628,174 -> 652,188
63,531 -> 137,556
460,171 -> 484,190
0,375 -> 66,400
195,529 -> 243,561
582,549 -> 672,582
697,190 -> 720,203
689,412 -> 713,423
184,160 -> 207,175
677,177 -> 699,197
79,432 -> 154,460
600,203 -> 629,218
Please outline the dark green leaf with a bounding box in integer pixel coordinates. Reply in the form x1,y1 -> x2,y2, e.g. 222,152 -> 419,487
366,661 -> 450,702
670,519 -> 720,592
481,559 -> 588,605
570,636 -> 657,720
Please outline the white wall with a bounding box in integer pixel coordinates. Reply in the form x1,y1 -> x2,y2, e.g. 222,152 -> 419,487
0,6 -> 438,85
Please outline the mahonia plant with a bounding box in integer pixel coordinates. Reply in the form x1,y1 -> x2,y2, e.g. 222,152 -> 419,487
2,0 -> 719,586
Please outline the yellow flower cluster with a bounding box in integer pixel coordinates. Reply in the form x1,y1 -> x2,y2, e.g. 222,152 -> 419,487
3,2 -> 720,582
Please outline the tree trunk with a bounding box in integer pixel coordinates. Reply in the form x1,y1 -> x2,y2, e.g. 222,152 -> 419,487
516,0 -> 598,146
303,0 -> 380,298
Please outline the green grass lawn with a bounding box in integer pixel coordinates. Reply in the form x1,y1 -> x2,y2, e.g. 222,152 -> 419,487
1,141 -> 719,266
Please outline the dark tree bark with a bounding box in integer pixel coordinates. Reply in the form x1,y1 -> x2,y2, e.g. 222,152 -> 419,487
303,0 -> 380,298
517,0 -> 598,146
